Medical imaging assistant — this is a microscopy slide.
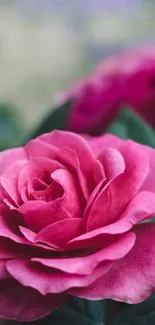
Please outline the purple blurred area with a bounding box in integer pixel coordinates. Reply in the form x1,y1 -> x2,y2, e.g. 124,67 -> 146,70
17,0 -> 141,13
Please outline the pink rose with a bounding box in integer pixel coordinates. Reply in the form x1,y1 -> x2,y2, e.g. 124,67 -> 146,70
0,130 -> 155,321
62,47 -> 155,134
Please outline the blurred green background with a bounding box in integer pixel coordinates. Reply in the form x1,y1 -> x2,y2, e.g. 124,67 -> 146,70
0,0 -> 155,146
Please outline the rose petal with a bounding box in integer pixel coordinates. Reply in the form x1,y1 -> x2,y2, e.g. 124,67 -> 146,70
51,168 -> 85,217
25,138 -> 58,160
87,134 -> 129,156
0,236 -> 52,259
0,279 -> 68,321
0,161 -> 27,207
33,232 -> 135,275
70,223 -> 155,304
0,209 -> 57,255
0,147 -> 27,175
58,147 -> 93,200
6,259 -> 111,295
0,238 -> 25,258
85,148 -> 125,230
20,200 -> 66,233
18,157 -> 64,197
67,191 -> 155,249
141,145 -> 155,193
88,134 -> 155,195
19,226 -> 62,252
30,179 -> 63,202
0,208 -> 27,244
98,148 -> 125,181
35,218 -> 83,248
19,226 -> 36,242
82,180 -> 104,226
20,186 -> 29,203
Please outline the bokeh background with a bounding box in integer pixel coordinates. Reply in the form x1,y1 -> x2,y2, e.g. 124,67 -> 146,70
0,0 -> 155,146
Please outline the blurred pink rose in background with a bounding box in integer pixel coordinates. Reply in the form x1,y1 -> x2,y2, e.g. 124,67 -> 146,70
59,47 -> 155,134
0,131 -> 155,321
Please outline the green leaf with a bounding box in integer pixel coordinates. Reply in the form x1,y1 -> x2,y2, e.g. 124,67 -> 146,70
0,103 -> 23,150
49,297 -> 107,325
25,100 -> 72,143
15,298 -> 107,325
9,297 -> 155,325
141,215 -> 155,224
106,108 -> 155,148
110,294 -> 155,325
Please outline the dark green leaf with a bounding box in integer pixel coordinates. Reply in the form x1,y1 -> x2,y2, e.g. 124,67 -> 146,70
110,294 -> 155,325
25,100 -> 72,143
11,297 -> 107,325
49,297 -> 105,325
0,103 -> 23,150
106,108 -> 155,148
141,215 -> 155,224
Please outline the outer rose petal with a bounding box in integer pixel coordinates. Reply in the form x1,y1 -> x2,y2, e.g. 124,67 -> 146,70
33,232 -> 136,275
0,161 -> 27,207
67,191 -> 155,250
70,223 -> 155,304
0,208 -> 28,245
87,134 -> 123,157
6,259 -> 112,295
0,148 -> 27,175
141,144 -> 155,193
25,138 -> 58,160
0,279 -> 68,322
0,238 -> 28,258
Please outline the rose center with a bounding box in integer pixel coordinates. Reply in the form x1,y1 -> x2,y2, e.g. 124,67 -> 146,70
29,170 -> 64,202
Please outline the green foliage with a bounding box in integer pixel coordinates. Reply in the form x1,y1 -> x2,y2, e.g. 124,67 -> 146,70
16,298 -> 108,325
106,108 -> 155,147
0,103 -> 23,150
26,100 -> 72,143
111,294 -> 155,325
49,297 -> 107,325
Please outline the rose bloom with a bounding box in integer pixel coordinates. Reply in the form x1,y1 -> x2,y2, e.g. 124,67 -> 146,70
61,47 -> 155,134
0,130 -> 155,322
